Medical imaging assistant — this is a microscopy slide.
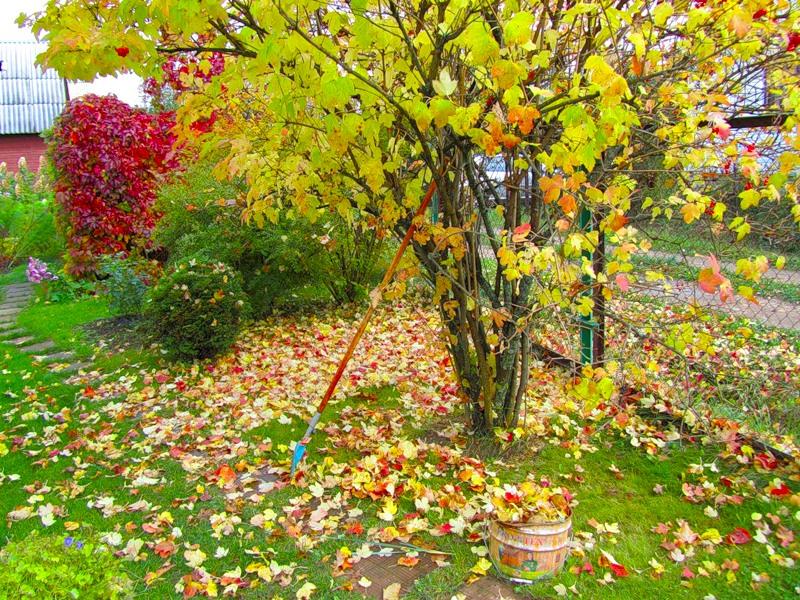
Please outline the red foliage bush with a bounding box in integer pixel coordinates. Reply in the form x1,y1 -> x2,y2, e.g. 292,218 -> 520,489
49,95 -> 178,277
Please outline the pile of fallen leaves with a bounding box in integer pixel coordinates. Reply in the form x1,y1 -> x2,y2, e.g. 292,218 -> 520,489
1,301 -> 798,598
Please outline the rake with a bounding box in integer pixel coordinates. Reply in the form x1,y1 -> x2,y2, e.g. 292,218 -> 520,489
290,172 -> 441,476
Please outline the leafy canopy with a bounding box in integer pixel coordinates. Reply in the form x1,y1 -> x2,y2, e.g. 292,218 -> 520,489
27,0 -> 800,427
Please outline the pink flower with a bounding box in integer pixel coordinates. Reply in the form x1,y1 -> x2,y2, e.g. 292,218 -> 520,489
26,257 -> 58,283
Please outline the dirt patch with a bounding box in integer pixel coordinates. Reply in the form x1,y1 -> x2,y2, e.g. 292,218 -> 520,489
82,315 -> 146,353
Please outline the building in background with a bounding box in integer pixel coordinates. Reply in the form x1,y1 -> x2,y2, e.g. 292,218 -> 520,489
0,41 -> 68,171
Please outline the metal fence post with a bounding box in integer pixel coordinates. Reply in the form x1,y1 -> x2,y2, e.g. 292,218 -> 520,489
579,205 -> 595,365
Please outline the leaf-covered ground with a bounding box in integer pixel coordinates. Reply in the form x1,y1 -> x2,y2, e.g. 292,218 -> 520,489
1,297 -> 798,599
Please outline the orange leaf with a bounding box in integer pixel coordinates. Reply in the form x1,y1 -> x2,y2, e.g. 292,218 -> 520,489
698,254 -> 732,302
539,175 -> 563,204
215,464 -> 236,484
154,540 -> 176,558
501,133 -> 521,149
397,556 -> 420,567
558,193 -> 577,215
631,55 -> 644,76
144,562 -> 174,586
607,213 -> 629,232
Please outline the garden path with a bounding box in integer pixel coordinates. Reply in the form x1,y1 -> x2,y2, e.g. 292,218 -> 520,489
0,283 -> 94,374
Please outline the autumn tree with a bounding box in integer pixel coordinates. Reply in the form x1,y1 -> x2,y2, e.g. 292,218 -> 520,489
28,1 -> 799,431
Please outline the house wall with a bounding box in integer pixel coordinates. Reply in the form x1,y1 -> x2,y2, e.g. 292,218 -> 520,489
0,134 -> 47,171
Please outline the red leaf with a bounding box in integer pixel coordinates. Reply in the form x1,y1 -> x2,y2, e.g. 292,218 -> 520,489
788,32 -> 800,52
769,482 -> 791,497
754,453 -> 778,470
512,223 -> 531,242
610,562 -> 629,578
346,522 -> 364,535
115,47 -> 130,58
726,527 -> 752,545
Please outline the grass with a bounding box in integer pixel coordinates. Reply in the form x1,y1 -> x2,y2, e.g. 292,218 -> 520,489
640,220 -> 800,272
632,254 -> 800,304
0,264 -> 26,288
1,292 -> 797,599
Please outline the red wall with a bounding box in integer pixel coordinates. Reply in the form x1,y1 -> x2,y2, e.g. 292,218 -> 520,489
0,134 -> 47,171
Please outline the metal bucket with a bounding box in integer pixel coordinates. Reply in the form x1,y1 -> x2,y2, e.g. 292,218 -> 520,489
486,517 -> 572,583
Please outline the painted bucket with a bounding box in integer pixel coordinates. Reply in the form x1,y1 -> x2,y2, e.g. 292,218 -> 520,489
486,517 -> 572,583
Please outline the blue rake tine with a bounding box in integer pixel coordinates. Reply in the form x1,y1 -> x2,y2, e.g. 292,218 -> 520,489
290,412 -> 322,477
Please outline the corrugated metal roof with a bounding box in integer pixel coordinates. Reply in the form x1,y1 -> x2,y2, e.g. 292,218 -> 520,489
0,41 -> 67,135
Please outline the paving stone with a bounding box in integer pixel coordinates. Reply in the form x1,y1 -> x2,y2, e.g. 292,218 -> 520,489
20,340 -> 57,354
0,308 -> 21,318
1,297 -> 28,305
59,361 -> 94,373
347,552 -> 441,599
0,319 -> 16,328
2,286 -> 30,294
36,351 -> 75,363
458,576 -> 535,600
0,328 -> 26,339
7,336 -> 34,346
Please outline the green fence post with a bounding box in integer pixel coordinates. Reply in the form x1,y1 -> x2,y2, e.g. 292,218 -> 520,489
578,205 -> 594,365
430,191 -> 439,225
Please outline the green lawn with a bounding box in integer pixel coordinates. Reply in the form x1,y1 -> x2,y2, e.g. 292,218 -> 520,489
0,294 -> 797,599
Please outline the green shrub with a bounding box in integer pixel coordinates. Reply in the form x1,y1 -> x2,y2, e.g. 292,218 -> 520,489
99,253 -> 157,315
0,532 -> 133,600
318,215 -> 388,304
0,160 -> 63,269
155,164 -> 328,315
44,268 -> 98,303
155,160 -> 387,313
144,260 -> 249,359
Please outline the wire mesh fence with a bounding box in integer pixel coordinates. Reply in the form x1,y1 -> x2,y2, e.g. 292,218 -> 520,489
468,180 -> 799,435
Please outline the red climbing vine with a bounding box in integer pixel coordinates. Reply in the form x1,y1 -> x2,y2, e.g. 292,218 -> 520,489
48,95 -> 178,277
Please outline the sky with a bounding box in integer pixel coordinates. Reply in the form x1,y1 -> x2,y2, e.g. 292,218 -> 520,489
1,0 -> 145,107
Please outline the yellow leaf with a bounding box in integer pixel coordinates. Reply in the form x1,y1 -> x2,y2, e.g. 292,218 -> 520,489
296,582 -> 317,599
737,286 -> 758,304
471,557 -> 493,576
680,203 -> 704,224
653,3 -> 674,27
383,583 -> 402,600
728,10 -> 752,38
